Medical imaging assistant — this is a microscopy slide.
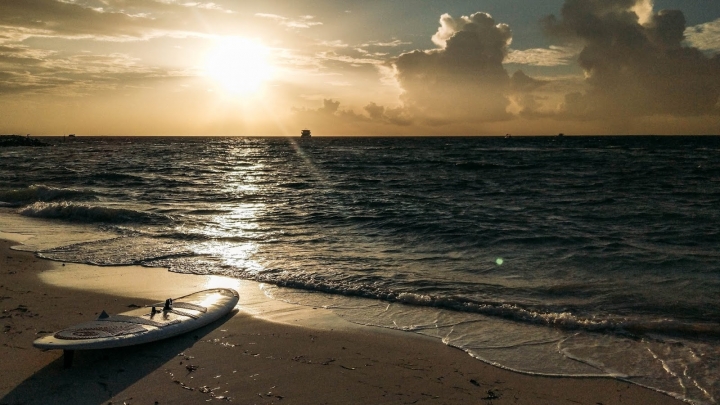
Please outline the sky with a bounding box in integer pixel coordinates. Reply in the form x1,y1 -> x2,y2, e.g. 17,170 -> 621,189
0,0 -> 719,136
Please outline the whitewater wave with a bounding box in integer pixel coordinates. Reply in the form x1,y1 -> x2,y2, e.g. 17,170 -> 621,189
162,260 -> 720,341
328,288 -> 720,339
18,201 -> 166,224
37,236 -> 195,266
0,184 -> 91,205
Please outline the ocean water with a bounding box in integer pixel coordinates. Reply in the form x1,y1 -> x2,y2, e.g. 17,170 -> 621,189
1,136 -> 719,403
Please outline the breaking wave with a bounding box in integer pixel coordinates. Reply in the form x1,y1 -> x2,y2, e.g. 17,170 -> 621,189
18,202 -> 166,224
0,184 -> 92,206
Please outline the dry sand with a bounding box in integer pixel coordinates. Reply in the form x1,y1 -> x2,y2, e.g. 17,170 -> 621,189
0,238 -> 685,405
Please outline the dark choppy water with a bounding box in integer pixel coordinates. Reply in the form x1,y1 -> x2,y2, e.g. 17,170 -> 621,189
1,136 -> 719,403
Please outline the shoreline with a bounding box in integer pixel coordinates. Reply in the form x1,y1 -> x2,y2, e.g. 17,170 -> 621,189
0,238 -> 686,405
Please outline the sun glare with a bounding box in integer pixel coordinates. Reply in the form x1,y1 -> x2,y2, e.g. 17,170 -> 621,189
204,37 -> 273,95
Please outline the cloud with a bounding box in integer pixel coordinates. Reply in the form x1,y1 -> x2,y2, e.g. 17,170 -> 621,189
363,102 -> 412,125
293,99 -> 412,129
685,18 -> 720,53
317,50 -> 386,66
319,98 -> 340,114
544,0 -> 720,118
310,38 -> 412,72
0,0 -> 158,40
0,44 -> 181,95
317,40 -> 349,48
360,39 -> 411,48
393,12 -> 514,123
505,45 -> 579,66
510,70 -> 548,93
291,98 -> 364,127
0,0 -> 243,42
181,2 -> 233,13
255,13 -> 322,29
0,0 -> 270,95
293,99 -> 347,116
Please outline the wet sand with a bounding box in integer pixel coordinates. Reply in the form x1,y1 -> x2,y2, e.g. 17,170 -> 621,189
0,238 -> 685,405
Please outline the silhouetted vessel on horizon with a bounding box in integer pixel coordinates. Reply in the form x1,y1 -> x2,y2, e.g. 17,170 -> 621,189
301,129 -> 311,138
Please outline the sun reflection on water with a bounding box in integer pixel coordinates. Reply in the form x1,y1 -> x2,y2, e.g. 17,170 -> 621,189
198,145 -> 268,276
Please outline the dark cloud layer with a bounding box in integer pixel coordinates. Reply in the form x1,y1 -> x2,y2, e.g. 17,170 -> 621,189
544,0 -> 720,118
0,0 -> 288,43
0,44 -> 177,95
0,0 -> 227,95
0,0 -> 154,38
393,12 -> 514,123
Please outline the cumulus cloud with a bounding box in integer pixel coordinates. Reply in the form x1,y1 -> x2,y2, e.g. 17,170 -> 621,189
685,18 -> 720,53
505,70 -> 557,117
363,102 -> 412,125
510,70 -> 548,93
544,0 -> 720,118
292,99 -> 344,117
293,99 -> 412,128
393,12 -> 516,123
319,99 -> 340,114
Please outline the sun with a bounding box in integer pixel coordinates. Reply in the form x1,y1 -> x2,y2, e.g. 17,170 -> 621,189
204,37 -> 273,95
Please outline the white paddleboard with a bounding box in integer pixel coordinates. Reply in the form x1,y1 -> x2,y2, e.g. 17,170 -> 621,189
34,288 -> 238,365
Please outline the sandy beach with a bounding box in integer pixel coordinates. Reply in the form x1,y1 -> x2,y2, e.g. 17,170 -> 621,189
0,238 -> 686,405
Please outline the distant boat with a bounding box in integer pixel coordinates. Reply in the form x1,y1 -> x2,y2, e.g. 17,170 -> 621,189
557,133 -> 564,137
68,134 -> 76,138
300,129 -> 311,138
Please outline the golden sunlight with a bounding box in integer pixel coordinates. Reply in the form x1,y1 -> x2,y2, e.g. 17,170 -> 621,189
204,37 -> 273,95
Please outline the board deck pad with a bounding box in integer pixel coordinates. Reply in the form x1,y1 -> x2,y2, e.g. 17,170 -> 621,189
34,288 -> 239,351
54,321 -> 148,340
